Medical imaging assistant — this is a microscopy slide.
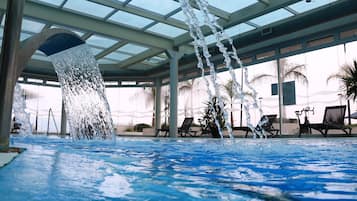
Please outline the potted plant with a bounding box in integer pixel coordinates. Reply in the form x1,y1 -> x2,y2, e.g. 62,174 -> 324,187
201,97 -> 226,138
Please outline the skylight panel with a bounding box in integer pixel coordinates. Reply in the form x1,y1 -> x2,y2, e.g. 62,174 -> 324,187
224,23 -> 255,37
20,32 -> 33,41
206,0 -> 258,13
129,0 -> 180,16
31,54 -> 50,62
64,0 -> 114,19
50,25 -> 86,37
90,46 -> 104,55
157,53 -> 168,59
35,50 -> 46,55
97,58 -> 117,64
104,52 -> 132,61
21,19 -> 46,33
118,44 -> 149,54
144,56 -> 166,65
147,23 -> 187,38
288,0 -> 337,13
108,11 -> 154,29
171,9 -> 211,26
86,35 -> 118,48
249,9 -> 294,27
31,0 -> 65,7
204,34 -> 216,45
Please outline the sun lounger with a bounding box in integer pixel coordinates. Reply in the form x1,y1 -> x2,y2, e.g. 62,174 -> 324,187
309,105 -> 351,137
156,117 -> 198,137
233,115 -> 280,137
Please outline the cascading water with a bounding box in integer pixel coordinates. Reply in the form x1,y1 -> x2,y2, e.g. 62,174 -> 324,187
179,0 -> 267,138
12,83 -> 32,135
49,44 -> 114,140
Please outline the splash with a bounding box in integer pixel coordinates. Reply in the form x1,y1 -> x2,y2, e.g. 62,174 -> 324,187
12,83 -> 32,135
49,44 -> 114,140
179,0 -> 266,138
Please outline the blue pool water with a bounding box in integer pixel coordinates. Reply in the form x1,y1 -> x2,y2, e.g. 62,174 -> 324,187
1,136 -> 357,201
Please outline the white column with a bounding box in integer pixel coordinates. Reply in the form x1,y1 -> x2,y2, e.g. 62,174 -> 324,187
166,50 -> 183,138
154,79 -> 161,132
277,58 -> 283,135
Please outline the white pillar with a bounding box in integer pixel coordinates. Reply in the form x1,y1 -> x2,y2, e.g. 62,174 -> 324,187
166,50 -> 183,138
277,58 -> 283,135
154,79 -> 161,131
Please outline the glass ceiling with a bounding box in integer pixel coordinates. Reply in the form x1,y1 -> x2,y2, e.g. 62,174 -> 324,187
0,0 -> 341,72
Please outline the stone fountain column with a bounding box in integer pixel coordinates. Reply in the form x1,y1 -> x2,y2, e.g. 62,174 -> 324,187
0,17 -> 83,149
0,0 -> 24,152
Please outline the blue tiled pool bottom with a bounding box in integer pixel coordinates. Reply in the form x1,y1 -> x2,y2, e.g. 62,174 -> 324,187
1,136 -> 356,201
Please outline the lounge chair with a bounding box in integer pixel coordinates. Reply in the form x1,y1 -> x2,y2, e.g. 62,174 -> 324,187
233,114 -> 280,137
309,105 -> 352,137
156,117 -> 198,137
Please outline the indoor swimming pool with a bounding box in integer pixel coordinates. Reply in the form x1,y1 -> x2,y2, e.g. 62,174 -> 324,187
0,136 -> 356,201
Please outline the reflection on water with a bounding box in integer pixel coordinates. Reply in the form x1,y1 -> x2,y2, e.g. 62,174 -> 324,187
1,136 -> 357,201
99,173 -> 133,198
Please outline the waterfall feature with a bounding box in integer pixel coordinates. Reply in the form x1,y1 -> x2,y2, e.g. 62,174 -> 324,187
179,0 -> 266,138
49,44 -> 114,140
12,83 -> 32,135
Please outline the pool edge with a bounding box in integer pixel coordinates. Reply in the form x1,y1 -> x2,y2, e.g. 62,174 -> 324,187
0,147 -> 25,168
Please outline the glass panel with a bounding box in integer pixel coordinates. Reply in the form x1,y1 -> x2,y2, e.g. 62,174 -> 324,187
224,23 -> 255,37
86,35 -> 118,48
288,0 -> 337,13
239,60 -> 279,135
46,81 -> 60,86
31,54 -> 50,62
249,8 -> 294,26
89,46 -> 104,55
170,9 -> 216,26
147,23 -> 186,38
31,0 -> 65,7
64,0 -> 114,18
157,52 -> 168,59
50,25 -> 86,37
21,18 -> 46,33
280,45 -> 349,136
0,27 -> 2,38
35,50 -> 46,55
104,52 -> 132,61
204,34 -> 216,45
97,58 -> 117,64
118,43 -> 149,54
143,56 -> 166,65
108,11 -> 154,29
20,32 -> 33,41
129,0 -> 180,16
105,81 -> 119,86
207,0 -> 258,13
27,78 -> 43,83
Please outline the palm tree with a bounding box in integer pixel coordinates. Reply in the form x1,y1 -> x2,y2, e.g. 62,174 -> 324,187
140,87 -> 156,127
250,58 -> 308,85
327,60 -> 357,124
250,58 -> 308,119
221,79 -> 234,127
327,60 -> 357,101
179,78 -> 197,117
